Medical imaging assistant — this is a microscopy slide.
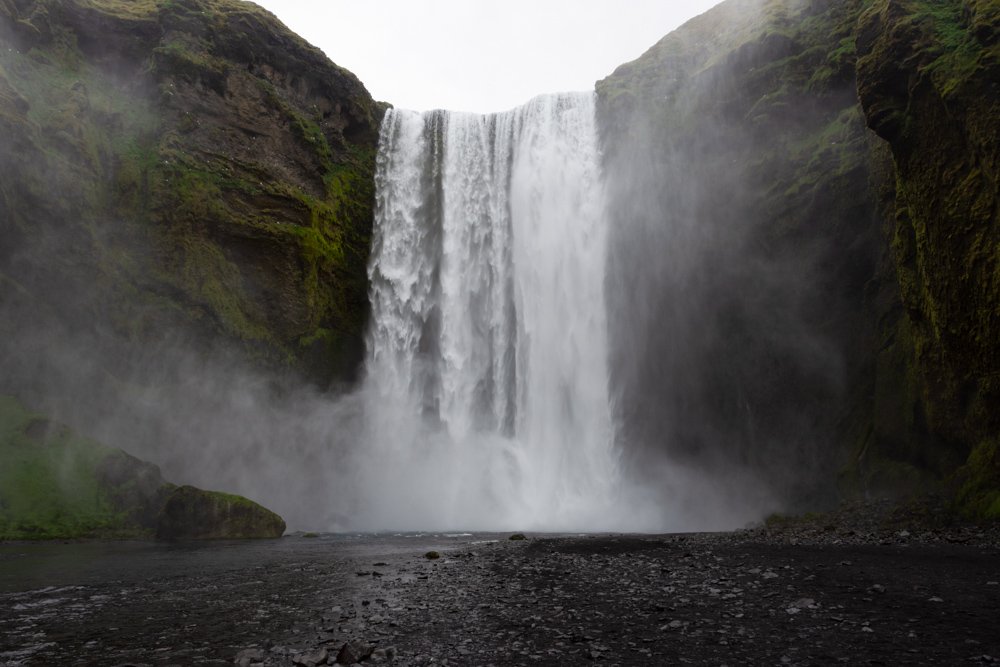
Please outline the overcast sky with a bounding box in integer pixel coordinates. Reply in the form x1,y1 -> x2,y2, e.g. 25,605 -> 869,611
250,1 -> 721,113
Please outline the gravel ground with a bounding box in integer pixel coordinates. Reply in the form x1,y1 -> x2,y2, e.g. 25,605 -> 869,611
2,504 -> 999,666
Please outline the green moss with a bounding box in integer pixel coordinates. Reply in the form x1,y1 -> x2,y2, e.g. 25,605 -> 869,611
156,485 -> 286,539
954,439 -> 1000,520
178,237 -> 274,343
1,0 -> 379,386
853,0 -> 1000,509
153,38 -> 229,92
0,395 -> 151,540
908,1 -> 982,95
77,0 -> 162,20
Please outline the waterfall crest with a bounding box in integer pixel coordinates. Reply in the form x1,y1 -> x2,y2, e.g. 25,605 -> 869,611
359,93 -> 636,530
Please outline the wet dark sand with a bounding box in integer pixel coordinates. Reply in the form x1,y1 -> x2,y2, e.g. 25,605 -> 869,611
2,530 -> 999,666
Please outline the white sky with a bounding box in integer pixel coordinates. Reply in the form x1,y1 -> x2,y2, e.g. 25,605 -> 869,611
250,1 -> 721,113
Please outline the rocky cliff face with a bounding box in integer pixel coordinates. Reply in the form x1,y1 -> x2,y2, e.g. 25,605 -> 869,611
0,0 -> 383,387
597,0 -> 999,515
856,0 -> 1000,516
597,0 -> 885,507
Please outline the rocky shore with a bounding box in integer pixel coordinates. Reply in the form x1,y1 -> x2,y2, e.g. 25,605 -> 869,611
265,522 -> 999,666
2,506 -> 998,667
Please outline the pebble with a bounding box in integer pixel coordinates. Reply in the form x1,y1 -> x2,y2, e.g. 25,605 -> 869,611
35,499 -> 997,667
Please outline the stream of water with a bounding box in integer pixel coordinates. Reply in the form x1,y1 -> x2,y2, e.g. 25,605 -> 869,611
358,93 -> 638,530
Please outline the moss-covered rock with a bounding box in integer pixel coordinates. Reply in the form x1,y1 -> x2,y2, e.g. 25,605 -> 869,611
597,0 -> 999,512
856,0 -> 1000,516
0,394 -> 175,539
0,0 -> 383,386
0,394 -> 286,540
952,439 -> 1000,519
155,484 -> 285,539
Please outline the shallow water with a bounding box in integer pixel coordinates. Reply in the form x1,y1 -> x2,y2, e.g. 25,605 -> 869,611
0,533 -> 504,665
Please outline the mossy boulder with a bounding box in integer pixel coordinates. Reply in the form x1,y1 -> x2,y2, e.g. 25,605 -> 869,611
156,485 -> 285,539
0,394 -> 287,540
0,394 -> 175,539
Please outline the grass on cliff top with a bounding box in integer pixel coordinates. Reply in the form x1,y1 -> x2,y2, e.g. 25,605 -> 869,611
77,0 -> 274,21
74,0 -> 161,20
0,396 -> 134,540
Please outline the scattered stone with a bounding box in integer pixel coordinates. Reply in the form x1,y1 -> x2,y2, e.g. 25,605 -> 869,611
292,647 -> 327,666
9,508 -> 1000,666
234,648 -> 265,667
336,640 -> 373,665
424,551 -> 441,559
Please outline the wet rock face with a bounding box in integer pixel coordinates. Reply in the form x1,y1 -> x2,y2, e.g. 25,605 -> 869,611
856,0 -> 1000,514
596,0 -> 1000,509
595,0 -> 884,505
95,449 -> 176,530
156,485 -> 286,539
0,0 -> 383,387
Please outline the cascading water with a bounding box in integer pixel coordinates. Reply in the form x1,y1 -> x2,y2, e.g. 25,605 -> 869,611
357,93 -> 652,531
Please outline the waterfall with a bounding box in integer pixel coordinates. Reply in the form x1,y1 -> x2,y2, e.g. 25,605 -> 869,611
359,93 -> 633,531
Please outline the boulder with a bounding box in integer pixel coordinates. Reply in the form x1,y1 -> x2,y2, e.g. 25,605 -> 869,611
156,485 -> 285,539
335,640 -> 372,665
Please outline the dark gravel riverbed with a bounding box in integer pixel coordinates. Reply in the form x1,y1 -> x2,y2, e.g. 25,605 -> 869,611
2,519 -> 999,666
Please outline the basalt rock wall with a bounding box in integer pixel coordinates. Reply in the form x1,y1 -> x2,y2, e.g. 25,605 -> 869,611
0,0 -> 384,390
597,0 -> 999,515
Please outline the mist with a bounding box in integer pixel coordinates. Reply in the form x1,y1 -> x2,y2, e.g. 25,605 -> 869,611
1,85 -> 781,533
0,0 -> 882,534
598,0 -> 880,514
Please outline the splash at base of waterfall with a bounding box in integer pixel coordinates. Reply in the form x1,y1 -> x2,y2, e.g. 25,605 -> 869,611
354,93 -> 651,531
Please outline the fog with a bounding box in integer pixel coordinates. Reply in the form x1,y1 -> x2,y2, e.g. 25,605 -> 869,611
1,0 -> 878,533
599,0 -> 877,514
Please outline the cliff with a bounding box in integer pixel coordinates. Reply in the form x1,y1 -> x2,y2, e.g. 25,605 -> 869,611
0,0 -> 383,386
597,0 -> 999,516
856,0 -> 1000,516
597,0 -> 886,507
